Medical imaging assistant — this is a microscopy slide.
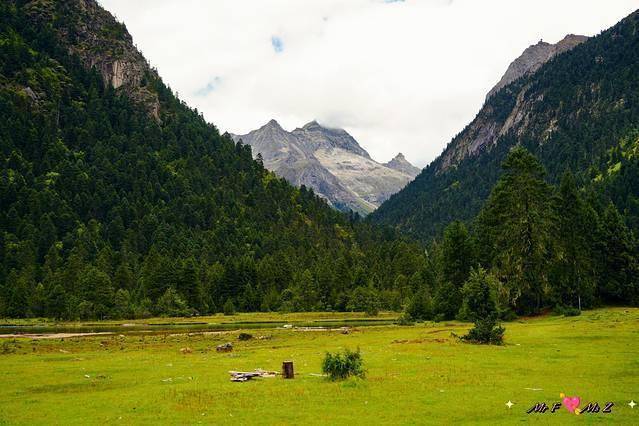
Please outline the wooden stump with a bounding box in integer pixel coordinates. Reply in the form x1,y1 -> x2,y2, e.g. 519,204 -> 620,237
282,361 -> 294,379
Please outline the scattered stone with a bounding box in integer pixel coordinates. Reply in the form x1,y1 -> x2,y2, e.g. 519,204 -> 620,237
23,87 -> 39,101
180,347 -> 193,354
216,343 -> 233,353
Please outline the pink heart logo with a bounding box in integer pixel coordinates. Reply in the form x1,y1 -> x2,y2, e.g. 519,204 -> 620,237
562,396 -> 581,413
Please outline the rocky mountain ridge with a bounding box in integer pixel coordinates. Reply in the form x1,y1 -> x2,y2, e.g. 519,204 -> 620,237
440,34 -> 588,173
384,153 -> 421,176
486,34 -> 588,102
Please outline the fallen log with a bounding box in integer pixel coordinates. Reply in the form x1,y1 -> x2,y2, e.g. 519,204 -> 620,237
229,369 -> 278,382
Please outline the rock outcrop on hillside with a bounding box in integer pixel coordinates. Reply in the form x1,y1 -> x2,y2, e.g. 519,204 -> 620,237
24,0 -> 161,120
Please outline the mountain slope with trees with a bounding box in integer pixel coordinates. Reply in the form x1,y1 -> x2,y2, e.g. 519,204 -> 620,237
371,10 -> 639,241
0,0 -> 430,319
1,1 -> 636,322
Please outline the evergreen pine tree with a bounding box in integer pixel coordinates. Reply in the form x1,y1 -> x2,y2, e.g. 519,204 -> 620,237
551,172 -> 597,309
475,147 -> 555,314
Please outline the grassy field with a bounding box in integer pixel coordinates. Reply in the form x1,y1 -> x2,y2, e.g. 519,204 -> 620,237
0,308 -> 637,425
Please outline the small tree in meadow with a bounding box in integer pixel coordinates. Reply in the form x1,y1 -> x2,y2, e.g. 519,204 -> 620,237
156,288 -> 190,317
460,268 -> 505,344
322,348 -> 365,380
404,288 -> 433,322
223,298 -> 236,316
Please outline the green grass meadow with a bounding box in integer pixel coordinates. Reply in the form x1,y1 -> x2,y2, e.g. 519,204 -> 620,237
0,308 -> 637,425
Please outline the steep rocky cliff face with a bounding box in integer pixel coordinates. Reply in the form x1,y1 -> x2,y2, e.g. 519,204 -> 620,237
23,0 -> 161,120
486,34 -> 588,102
372,11 -> 639,240
232,121 -> 419,215
438,34 -> 588,173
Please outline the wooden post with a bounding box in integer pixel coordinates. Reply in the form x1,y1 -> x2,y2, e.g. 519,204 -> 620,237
282,361 -> 294,379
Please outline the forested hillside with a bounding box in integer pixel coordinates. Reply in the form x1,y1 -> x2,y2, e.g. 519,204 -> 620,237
371,10 -> 639,241
0,1 -> 429,319
2,1 -> 636,322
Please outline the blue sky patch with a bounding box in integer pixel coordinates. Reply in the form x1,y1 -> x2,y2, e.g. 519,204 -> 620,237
271,36 -> 284,53
195,77 -> 221,96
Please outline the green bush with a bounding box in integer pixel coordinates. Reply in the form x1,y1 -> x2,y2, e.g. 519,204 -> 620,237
321,348 -> 365,380
397,313 -> 415,326
156,288 -> 191,317
405,289 -> 433,321
462,318 -> 505,344
460,268 -> 505,344
223,299 -> 236,316
347,287 -> 380,316
238,333 -> 253,341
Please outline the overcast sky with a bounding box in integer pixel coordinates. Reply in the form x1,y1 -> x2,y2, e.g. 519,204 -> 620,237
100,0 -> 638,167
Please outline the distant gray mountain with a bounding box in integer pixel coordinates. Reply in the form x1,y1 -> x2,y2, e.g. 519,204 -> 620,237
231,120 -> 419,215
384,153 -> 421,176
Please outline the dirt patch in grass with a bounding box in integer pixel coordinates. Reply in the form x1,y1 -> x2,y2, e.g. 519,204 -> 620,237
27,379 -> 119,395
391,338 -> 448,344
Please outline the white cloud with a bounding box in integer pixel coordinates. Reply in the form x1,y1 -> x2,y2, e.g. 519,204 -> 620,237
100,0 -> 639,167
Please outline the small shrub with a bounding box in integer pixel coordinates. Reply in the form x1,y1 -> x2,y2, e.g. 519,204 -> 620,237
2,341 -> 16,355
156,288 -> 191,317
460,268 -> 505,344
223,299 -> 236,316
397,313 -> 415,326
405,289 -> 433,321
462,318 -> 505,344
238,333 -> 253,341
499,308 -> 518,321
321,348 -> 365,380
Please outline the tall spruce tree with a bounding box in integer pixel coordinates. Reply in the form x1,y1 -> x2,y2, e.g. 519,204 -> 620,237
474,147 -> 554,315
551,172 -> 597,309
434,221 -> 475,319
597,204 -> 639,305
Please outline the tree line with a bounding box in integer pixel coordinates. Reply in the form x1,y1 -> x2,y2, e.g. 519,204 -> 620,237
403,147 -> 639,325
